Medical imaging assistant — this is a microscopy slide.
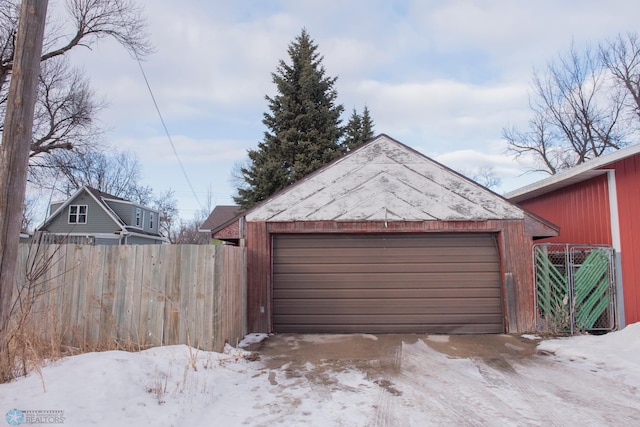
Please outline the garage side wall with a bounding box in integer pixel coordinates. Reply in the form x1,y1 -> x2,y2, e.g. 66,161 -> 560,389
245,220 -> 535,334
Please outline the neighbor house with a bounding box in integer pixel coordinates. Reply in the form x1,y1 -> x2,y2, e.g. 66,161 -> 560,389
37,186 -> 166,245
208,134 -> 558,335
506,143 -> 640,328
199,205 -> 240,245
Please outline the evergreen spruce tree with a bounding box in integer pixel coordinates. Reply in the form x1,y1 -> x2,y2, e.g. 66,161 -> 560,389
342,105 -> 375,151
360,106 -> 375,143
234,29 -> 344,209
343,109 -> 362,152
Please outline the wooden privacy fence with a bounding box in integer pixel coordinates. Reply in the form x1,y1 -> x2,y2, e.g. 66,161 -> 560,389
14,244 -> 246,352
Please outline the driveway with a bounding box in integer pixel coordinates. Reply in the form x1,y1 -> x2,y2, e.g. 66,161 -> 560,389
245,333 -> 640,426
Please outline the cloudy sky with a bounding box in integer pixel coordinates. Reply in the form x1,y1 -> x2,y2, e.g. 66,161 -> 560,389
56,0 -> 640,219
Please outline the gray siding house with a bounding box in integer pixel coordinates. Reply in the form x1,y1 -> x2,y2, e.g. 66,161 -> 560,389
37,186 -> 166,245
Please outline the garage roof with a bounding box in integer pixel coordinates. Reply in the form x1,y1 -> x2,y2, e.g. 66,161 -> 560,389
199,205 -> 240,233
247,134 -> 525,222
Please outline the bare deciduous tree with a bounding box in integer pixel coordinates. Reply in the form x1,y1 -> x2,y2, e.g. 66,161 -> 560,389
31,149 -> 153,204
168,187 -> 216,244
20,195 -> 39,233
42,0 -> 152,62
29,56 -> 104,156
0,0 -> 151,87
505,42 -> 630,174
0,0 -> 151,159
468,165 -> 502,190
601,33 -> 640,126
152,189 -> 179,240
503,110 -> 577,175
169,218 -> 208,244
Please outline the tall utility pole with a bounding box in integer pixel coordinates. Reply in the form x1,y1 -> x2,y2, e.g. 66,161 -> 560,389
0,0 -> 49,338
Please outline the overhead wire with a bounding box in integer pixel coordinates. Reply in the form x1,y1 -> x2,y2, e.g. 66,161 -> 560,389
133,58 -> 204,212
114,0 -> 204,212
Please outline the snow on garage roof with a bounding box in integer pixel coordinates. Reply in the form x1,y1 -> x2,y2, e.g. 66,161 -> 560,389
246,134 -> 525,222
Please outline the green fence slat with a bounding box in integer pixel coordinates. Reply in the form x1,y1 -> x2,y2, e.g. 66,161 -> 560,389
576,294 -> 609,329
573,249 -> 611,330
534,246 -> 570,331
575,277 -> 610,328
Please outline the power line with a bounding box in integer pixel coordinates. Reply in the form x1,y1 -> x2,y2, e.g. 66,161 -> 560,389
113,0 -> 202,212
132,56 -> 204,212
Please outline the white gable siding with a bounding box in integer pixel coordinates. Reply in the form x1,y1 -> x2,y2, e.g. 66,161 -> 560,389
247,136 -> 524,222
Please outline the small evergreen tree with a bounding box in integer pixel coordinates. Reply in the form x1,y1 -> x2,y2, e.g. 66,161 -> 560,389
360,106 -> 374,143
234,29 -> 344,209
343,109 -> 362,152
343,106 -> 375,151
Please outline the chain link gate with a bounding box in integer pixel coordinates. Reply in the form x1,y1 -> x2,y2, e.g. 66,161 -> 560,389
533,244 -> 616,334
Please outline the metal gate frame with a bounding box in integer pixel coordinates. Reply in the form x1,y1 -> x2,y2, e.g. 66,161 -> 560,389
533,244 -> 616,334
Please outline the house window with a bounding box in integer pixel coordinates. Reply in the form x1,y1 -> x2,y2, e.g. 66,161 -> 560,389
135,208 -> 142,227
68,205 -> 87,224
149,212 -> 155,230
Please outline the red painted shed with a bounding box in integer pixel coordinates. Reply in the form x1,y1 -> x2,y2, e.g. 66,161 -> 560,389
507,144 -> 640,327
214,135 -> 558,335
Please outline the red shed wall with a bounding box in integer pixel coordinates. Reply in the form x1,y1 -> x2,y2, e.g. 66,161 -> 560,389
517,174 -> 612,245
244,220 -> 536,334
612,155 -> 640,325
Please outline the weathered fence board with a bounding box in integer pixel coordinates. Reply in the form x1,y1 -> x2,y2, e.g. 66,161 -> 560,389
163,245 -> 180,348
13,244 -> 246,352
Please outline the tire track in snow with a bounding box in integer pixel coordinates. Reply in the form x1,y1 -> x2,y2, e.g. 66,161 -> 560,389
510,355 -> 640,426
402,342 -> 492,426
474,357 -> 565,426
371,341 -> 403,427
393,339 -> 548,426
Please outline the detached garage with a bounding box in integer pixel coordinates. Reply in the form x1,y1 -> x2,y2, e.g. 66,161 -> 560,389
213,135 -> 558,334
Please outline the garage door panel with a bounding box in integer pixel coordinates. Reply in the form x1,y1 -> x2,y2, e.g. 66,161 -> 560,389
273,314 -> 505,332
274,254 -> 499,266
274,272 -> 502,288
272,233 -> 504,334
274,299 -> 502,315
274,247 -> 495,264
274,262 -> 499,274
273,313 -> 504,324
274,323 -> 504,334
274,234 -> 495,249
274,287 -> 502,299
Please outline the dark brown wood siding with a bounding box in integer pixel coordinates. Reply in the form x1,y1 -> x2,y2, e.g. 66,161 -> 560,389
272,233 -> 503,333
244,220 -> 535,334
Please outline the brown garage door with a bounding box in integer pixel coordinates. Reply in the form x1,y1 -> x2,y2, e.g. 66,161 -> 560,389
272,233 -> 504,334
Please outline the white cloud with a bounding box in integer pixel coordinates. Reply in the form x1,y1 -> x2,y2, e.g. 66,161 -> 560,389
350,79 -> 529,149
40,0 -> 640,219
419,1 -> 640,59
116,135 -> 249,165
430,148 -> 549,194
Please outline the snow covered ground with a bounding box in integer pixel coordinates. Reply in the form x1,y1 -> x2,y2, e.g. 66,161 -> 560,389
2,325 -> 640,426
